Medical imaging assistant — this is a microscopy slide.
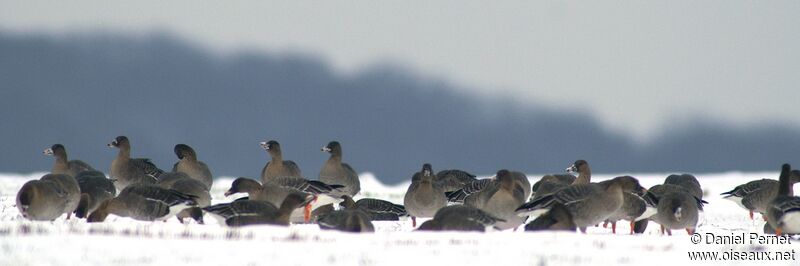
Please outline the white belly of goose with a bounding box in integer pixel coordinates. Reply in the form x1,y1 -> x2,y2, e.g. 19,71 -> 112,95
636,206 -> 658,221
723,196 -> 746,210
780,211 -> 800,234
156,203 -> 190,222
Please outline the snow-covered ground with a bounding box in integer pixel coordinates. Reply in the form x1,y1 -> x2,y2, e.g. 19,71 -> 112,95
1,172 -> 798,265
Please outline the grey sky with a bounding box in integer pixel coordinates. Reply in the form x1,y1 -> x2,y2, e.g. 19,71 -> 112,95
2,1 -> 799,139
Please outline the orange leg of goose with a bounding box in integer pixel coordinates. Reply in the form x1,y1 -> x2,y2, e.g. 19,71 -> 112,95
660,225 -> 665,235
686,228 -> 695,235
602,221 -> 608,228
749,210 -> 754,220
775,227 -> 783,236
611,222 -> 617,234
630,221 -> 635,234
304,196 -> 317,223
412,217 -> 417,227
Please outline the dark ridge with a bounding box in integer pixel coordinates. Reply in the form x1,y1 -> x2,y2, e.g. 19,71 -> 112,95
1,31 -> 799,183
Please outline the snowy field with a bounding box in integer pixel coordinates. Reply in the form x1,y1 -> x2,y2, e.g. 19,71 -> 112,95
1,172 -> 799,266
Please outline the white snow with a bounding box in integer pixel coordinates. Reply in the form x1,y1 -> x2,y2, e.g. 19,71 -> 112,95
1,171 -> 799,265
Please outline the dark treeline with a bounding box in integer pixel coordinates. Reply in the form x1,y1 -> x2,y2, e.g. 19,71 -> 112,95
1,32 -> 798,183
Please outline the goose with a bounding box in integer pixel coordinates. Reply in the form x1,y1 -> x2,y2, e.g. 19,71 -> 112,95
221,193 -> 314,227
203,198 -> 278,225
524,202 -> 577,232
340,197 -> 408,221
17,174 -> 80,221
516,175 -> 646,233
43,144 -> 95,177
464,170 -> 528,230
259,140 -> 302,183
634,181 -> 707,234
156,172 -> 211,207
87,184 -> 197,222
721,170 -> 800,220
73,170 -> 116,219
435,169 -> 477,193
765,164 -> 800,235
319,141 -> 360,196
317,196 -> 375,233
156,172 -> 211,223
108,136 -> 164,191
40,173 -> 81,219
224,177 -> 343,222
650,191 -> 700,235
604,191 -> 649,234
172,144 -> 213,190
529,160 -> 590,201
403,163 -> 447,227
417,205 -> 505,232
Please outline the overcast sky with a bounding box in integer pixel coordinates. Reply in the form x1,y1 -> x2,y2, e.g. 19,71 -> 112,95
2,1 -> 799,139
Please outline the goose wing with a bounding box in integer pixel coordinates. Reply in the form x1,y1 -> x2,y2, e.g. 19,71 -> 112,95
445,179 -> 493,203
131,158 -> 164,178
123,185 -> 197,207
355,198 -> 407,216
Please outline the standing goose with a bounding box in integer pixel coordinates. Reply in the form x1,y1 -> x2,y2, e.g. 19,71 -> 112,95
73,170 -> 116,219
721,170 -> 800,220
342,198 -> 408,221
766,164 -> 800,235
44,144 -> 95,177
17,174 -> 80,221
404,163 -> 447,227
87,184 -> 198,222
108,136 -> 164,191
516,176 -> 646,233
525,202 -> 577,232
259,140 -> 302,183
319,141 -> 360,196
604,191 -> 649,234
464,170 -> 528,230
634,182 -> 707,234
435,169 -> 477,193
417,205 -> 505,232
172,144 -> 213,190
223,193 -> 313,227
156,172 -> 212,223
650,191 -> 700,235
529,159 -> 590,201
317,196 -> 375,233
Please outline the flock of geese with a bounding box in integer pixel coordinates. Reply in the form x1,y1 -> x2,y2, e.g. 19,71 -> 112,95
13,136 -> 800,235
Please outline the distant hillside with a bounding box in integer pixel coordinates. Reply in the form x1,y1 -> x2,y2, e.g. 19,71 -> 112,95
1,32 -> 797,183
